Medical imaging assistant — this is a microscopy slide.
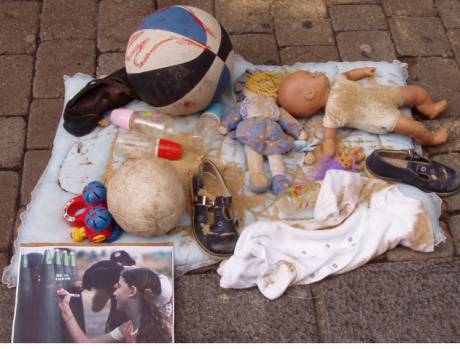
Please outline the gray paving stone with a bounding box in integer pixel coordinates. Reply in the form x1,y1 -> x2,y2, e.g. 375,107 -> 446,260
449,215 -> 460,255
0,255 -> 15,342
230,34 -> 279,65
20,150 -> 51,206
34,40 -> 96,99
447,30 -> 460,65
385,228 -> 455,262
0,118 -> 26,168
215,0 -> 273,34
275,18 -> 334,47
280,46 -> 340,65
96,52 -> 125,78
313,259 -> 460,342
27,99 -> 63,150
432,153 -> 460,212
424,118 -> 460,154
98,0 -> 155,52
327,0 -> 378,4
157,0 -> 214,14
389,17 -> 452,57
40,0 -> 97,41
382,0 -> 436,17
330,5 -> 387,31
0,1 -> 40,54
0,253 -> 10,272
0,252 -> 14,342
437,0 -> 460,29
174,273 -> 319,342
0,55 -> 33,116
12,207 -> 26,244
271,0 -> 328,19
336,31 -> 396,61
0,172 -> 19,253
404,57 -> 460,119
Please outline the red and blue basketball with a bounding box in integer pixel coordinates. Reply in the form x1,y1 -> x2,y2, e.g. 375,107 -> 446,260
125,5 -> 234,115
85,207 -> 112,232
83,181 -> 107,206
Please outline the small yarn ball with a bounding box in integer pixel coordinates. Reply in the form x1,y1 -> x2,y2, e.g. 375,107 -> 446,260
106,158 -> 185,237
85,206 -> 112,232
83,181 -> 107,206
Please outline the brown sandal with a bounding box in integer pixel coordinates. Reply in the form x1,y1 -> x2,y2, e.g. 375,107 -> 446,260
63,68 -> 137,137
191,159 -> 239,258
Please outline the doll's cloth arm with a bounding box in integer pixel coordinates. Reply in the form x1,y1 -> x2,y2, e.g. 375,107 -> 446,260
343,67 -> 376,81
221,107 -> 243,132
278,108 -> 303,138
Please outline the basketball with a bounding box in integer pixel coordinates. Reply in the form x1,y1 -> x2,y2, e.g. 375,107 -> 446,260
125,5 -> 234,115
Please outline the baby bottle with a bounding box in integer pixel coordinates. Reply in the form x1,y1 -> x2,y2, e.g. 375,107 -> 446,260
110,108 -> 175,139
115,132 -> 182,160
191,102 -> 223,152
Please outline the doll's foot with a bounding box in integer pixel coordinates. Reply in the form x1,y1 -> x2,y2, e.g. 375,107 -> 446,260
430,128 -> 448,145
249,172 -> 270,193
271,175 -> 291,195
426,100 -> 447,119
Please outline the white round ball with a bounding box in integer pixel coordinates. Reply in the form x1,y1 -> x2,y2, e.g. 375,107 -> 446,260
107,158 -> 185,237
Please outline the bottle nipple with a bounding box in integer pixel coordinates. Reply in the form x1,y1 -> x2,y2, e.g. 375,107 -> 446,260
110,109 -> 133,130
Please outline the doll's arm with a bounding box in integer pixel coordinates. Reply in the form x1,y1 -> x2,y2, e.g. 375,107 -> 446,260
343,67 -> 376,81
278,108 -> 307,139
220,107 -> 243,134
322,127 -> 337,157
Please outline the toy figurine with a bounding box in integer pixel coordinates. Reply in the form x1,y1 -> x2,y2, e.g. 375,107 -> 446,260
63,181 -> 121,243
221,71 -> 307,194
277,68 -> 448,157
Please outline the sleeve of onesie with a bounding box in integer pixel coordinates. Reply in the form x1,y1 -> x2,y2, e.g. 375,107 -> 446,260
322,74 -> 347,129
322,109 -> 343,129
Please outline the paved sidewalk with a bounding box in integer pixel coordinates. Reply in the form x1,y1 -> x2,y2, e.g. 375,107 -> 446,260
1,0 -> 460,342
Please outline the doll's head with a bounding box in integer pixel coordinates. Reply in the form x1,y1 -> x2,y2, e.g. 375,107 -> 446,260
278,71 -> 330,118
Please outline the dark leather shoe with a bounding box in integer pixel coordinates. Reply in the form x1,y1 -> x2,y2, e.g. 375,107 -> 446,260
365,149 -> 460,197
191,159 -> 238,258
63,68 -> 137,137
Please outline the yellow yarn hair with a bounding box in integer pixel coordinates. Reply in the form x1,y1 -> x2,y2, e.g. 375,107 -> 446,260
244,71 -> 287,98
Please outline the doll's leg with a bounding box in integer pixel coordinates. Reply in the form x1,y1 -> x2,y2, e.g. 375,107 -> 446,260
268,154 -> 290,194
394,114 -> 448,145
400,86 -> 447,119
245,145 -> 270,193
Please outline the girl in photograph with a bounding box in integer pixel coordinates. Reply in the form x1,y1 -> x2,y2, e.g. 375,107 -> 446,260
57,267 -> 172,343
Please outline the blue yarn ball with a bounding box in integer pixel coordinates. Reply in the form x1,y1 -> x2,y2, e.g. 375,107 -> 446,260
83,181 -> 107,206
85,207 -> 112,232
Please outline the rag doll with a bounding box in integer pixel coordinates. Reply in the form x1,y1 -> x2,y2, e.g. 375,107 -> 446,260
277,67 -> 448,157
221,71 -> 307,194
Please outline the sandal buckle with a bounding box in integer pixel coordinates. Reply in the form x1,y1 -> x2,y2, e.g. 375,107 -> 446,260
201,195 -> 214,208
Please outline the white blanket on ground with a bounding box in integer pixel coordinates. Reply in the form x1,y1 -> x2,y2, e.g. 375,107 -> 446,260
218,170 -> 442,300
2,57 -> 431,287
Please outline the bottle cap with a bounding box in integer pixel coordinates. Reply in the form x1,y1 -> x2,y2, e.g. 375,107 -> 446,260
110,108 -> 134,130
157,139 -> 182,160
201,102 -> 223,121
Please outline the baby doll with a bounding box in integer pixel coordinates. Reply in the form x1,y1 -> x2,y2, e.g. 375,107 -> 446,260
221,71 -> 307,194
277,68 -> 448,157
